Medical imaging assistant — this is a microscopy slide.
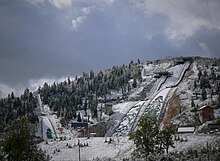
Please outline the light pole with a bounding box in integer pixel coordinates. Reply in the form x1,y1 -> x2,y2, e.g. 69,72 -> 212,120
78,139 -> 81,161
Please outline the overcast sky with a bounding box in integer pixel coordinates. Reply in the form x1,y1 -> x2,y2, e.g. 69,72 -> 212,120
0,0 -> 220,96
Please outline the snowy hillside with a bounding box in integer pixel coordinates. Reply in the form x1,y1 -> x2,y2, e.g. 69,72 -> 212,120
37,57 -> 220,161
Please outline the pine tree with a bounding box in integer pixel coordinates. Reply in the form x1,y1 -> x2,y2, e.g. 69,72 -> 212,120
191,99 -> 195,108
198,70 -> 203,80
11,92 -> 14,100
77,113 -> 82,122
84,100 -> 87,114
160,125 -> 175,154
2,117 -> 50,161
67,76 -> 71,85
129,116 -> 159,159
218,91 -> 220,107
194,80 -> 197,89
201,87 -> 207,101
132,78 -> 137,88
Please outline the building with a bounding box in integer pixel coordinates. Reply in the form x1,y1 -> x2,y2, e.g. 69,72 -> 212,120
70,121 -> 88,131
177,127 -> 195,133
153,71 -> 172,78
174,57 -> 193,65
198,105 -> 214,123
105,103 -> 113,115
208,123 -> 220,132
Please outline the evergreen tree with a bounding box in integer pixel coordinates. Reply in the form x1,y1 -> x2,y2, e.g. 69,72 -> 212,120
84,100 -> 87,114
77,113 -> 82,122
2,117 -> 50,161
191,99 -> 195,108
160,125 -> 175,154
198,69 -> 202,80
132,78 -> 137,88
67,76 -> 71,85
218,91 -> 220,107
201,87 -> 207,101
194,80 -> 197,89
11,92 -> 14,100
129,116 -> 159,159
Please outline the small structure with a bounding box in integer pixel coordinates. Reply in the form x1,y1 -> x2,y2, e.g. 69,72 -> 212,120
153,71 -> 172,78
177,127 -> 195,133
70,121 -> 88,131
198,105 -> 214,123
105,103 -> 113,115
90,133 -> 97,137
174,57 -> 193,65
174,58 -> 185,65
208,123 -> 220,132
88,122 -> 106,137
182,57 -> 193,62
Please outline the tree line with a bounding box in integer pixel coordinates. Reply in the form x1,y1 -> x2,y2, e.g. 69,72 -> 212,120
38,60 -> 142,121
0,88 -> 38,132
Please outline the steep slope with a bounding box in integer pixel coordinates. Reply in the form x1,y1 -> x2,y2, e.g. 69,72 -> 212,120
112,60 -> 192,136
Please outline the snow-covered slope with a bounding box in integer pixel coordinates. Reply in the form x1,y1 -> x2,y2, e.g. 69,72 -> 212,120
39,57 -> 220,160
112,60 -> 191,135
36,94 -> 61,140
40,137 -> 133,161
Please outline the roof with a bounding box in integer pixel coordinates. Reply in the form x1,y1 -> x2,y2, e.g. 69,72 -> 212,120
198,105 -> 213,111
177,127 -> 195,133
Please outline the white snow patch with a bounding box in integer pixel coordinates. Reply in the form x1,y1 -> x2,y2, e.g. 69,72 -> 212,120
112,102 -> 138,114
40,137 -> 133,161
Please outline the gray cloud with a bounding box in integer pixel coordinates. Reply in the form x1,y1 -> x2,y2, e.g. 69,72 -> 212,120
0,0 -> 220,95
132,0 -> 220,39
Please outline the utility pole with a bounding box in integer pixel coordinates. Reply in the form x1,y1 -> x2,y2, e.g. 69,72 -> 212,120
78,139 -> 81,161
87,115 -> 90,139
207,141 -> 210,161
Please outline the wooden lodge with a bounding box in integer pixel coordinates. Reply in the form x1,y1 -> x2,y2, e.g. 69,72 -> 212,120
198,105 -> 214,123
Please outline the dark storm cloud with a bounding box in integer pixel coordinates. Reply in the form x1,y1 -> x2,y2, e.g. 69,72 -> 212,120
0,0 -> 220,96
0,1 -> 84,87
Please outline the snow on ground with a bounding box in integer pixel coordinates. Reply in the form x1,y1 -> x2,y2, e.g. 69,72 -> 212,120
214,108 -> 220,118
170,133 -> 217,152
142,62 -> 171,77
128,76 -> 156,100
38,59 -> 220,161
172,65 -> 184,77
128,86 -> 144,99
189,62 -> 199,79
107,91 -> 123,100
160,64 -> 185,89
154,88 -> 171,102
40,136 -> 133,161
112,101 -> 139,115
40,133 -> 219,161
